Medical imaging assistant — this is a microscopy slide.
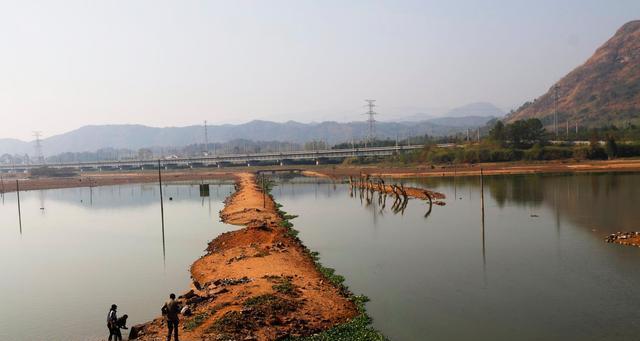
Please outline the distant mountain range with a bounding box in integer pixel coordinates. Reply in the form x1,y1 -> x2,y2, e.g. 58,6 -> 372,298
506,20 -> 640,128
0,115 -> 495,156
393,102 -> 505,121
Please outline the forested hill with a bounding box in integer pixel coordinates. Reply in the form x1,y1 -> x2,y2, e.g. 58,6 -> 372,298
506,20 -> 640,128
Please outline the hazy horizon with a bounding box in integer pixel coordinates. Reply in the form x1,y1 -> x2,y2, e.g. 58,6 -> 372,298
1,1 -> 639,140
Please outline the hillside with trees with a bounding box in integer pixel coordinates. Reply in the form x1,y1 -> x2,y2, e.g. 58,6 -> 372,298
506,20 -> 640,130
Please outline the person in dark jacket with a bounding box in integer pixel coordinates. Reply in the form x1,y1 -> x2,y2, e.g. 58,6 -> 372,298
161,293 -> 181,341
107,304 -> 122,341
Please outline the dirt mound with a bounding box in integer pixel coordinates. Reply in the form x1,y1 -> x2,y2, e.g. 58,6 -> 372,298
130,173 -> 358,341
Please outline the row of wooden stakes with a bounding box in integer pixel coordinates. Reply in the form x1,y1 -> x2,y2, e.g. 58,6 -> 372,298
348,175 -> 434,217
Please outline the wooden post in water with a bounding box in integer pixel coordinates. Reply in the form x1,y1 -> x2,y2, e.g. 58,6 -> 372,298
480,168 -> 486,265
16,180 -> 22,234
158,160 -> 165,262
480,168 -> 484,218
1,174 -> 5,203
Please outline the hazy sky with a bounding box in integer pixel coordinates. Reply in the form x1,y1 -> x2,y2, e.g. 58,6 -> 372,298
1,0 -> 639,140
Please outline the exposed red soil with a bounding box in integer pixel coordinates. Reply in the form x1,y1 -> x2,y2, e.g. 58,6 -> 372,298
130,173 -> 357,341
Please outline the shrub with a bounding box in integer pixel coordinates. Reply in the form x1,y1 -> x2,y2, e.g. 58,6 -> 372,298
617,143 -> 640,157
540,146 -> 573,160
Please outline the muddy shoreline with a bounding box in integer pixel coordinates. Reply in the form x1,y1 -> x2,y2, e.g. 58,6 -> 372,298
0,170 -> 236,193
129,173 -> 364,340
2,159 -> 640,194
311,158 -> 640,178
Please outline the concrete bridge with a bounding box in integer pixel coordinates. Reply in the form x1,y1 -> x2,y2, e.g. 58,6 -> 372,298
0,145 -> 426,173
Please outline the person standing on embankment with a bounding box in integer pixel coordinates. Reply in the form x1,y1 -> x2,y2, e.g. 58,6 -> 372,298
161,293 -> 181,341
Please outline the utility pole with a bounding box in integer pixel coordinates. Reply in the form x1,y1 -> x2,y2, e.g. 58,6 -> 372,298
554,85 -> 559,140
364,99 -> 377,145
33,131 -> 44,164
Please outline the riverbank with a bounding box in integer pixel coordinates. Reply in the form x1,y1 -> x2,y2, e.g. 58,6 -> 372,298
0,169 -> 236,193
129,173 -> 368,340
311,158 -> 640,178
3,159 -> 640,195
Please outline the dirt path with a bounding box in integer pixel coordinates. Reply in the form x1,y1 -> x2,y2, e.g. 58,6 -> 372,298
130,173 -> 357,340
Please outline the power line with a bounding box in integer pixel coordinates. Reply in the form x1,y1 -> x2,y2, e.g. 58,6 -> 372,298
364,99 -> 377,143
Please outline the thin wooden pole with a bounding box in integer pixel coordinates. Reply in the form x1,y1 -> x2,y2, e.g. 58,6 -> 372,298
158,160 -> 165,262
480,168 -> 485,265
16,180 -> 22,235
480,168 -> 484,218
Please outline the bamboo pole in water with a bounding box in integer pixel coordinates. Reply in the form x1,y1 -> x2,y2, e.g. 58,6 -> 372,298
16,180 -> 22,234
480,168 -> 486,263
158,160 -> 165,261
480,168 -> 485,220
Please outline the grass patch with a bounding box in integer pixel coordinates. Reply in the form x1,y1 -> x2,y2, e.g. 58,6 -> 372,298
243,293 -> 292,310
271,276 -> 297,295
210,302 -> 230,315
184,312 -> 208,331
206,310 -> 251,335
284,296 -> 387,340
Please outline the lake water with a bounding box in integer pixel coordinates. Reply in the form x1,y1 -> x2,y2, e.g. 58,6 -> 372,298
272,173 -> 640,341
1,173 -> 640,340
0,182 -> 235,341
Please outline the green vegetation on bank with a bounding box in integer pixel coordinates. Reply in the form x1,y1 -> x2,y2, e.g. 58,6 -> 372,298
383,118 -> 640,165
265,183 -> 387,341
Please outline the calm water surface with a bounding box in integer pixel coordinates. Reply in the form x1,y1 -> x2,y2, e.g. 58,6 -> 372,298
273,173 -> 640,341
2,173 -> 640,340
0,182 -> 235,341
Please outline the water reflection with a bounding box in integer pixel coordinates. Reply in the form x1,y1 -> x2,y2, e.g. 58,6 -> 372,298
0,183 -> 235,341
410,173 -> 640,235
274,172 -> 640,341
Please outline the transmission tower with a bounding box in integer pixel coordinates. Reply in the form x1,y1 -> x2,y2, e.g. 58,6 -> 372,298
33,131 -> 44,164
364,99 -> 378,143
203,120 -> 209,156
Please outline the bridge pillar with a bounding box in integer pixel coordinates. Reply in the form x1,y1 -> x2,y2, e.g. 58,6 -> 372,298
315,159 -> 319,166
217,164 -> 221,168
247,162 -> 251,167
279,161 -> 283,166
